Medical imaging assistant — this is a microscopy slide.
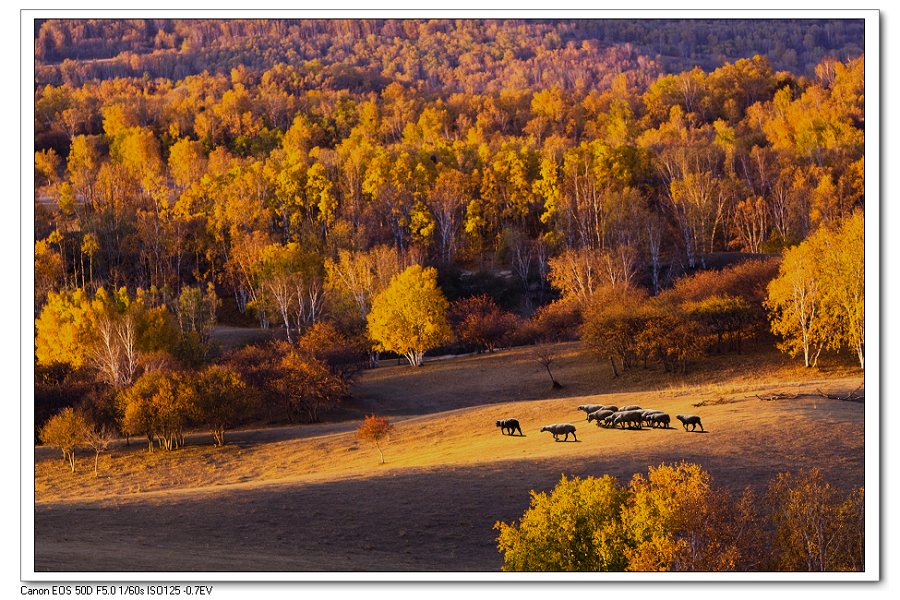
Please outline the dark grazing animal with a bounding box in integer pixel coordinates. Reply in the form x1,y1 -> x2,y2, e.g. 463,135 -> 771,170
639,409 -> 665,427
496,418 -> 523,436
587,409 -> 614,425
620,405 -> 641,411
577,404 -> 605,415
676,414 -> 704,432
540,423 -> 577,442
612,410 -> 644,429
649,413 -> 671,428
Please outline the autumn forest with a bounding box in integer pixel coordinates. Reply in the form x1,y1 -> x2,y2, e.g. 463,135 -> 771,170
32,18 -> 867,574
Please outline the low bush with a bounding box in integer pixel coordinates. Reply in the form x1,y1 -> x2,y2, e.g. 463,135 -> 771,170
496,462 -> 863,572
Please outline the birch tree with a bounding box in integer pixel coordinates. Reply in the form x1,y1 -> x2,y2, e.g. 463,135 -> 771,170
765,237 -> 830,368
766,212 -> 864,368
367,265 -> 451,367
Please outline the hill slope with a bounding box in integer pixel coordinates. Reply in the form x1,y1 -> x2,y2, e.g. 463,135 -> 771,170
33,345 -> 865,572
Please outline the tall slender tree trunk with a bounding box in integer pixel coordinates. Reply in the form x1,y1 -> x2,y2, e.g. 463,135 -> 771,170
281,306 -> 292,343
811,343 -> 824,368
406,350 -> 424,367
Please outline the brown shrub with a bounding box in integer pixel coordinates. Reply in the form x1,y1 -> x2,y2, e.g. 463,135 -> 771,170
449,294 -> 520,352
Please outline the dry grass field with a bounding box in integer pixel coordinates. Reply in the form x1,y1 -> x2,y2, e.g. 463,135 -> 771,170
33,342 -> 865,572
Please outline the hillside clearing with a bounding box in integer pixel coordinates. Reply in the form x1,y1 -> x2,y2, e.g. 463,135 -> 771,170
34,344 -> 865,572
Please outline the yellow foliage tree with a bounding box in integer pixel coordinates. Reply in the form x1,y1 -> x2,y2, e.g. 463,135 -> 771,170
325,245 -> 413,325
818,212 -> 865,368
766,212 -> 864,368
253,242 -> 323,343
547,247 -> 605,305
613,462 -> 764,571
768,468 -> 865,571
580,284 -> 650,376
35,287 -> 177,387
167,137 -> 208,190
366,265 -> 451,367
495,474 -> 627,571
305,161 -> 338,229
496,462 -> 773,572
34,239 -> 65,312
35,288 -> 95,368
765,237 -> 830,368
35,148 -> 62,188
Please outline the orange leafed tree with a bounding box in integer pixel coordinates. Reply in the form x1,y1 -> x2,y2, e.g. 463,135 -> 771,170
357,414 -> 393,464
39,407 -> 89,473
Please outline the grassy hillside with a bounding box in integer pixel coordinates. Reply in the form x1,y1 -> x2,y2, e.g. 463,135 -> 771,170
33,342 -> 865,571
352,341 -> 861,415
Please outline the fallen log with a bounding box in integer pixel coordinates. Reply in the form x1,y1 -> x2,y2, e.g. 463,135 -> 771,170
816,385 -> 864,403
755,392 -> 799,401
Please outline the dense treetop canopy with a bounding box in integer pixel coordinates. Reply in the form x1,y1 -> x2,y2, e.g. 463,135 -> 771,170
33,18 -> 865,380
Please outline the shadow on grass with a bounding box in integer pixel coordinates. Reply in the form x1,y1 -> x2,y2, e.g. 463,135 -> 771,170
35,447 -> 856,572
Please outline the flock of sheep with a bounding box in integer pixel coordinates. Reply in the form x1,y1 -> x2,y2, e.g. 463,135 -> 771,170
496,404 -> 704,442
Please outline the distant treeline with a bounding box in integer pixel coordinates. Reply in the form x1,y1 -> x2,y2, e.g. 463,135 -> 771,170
34,19 -> 863,89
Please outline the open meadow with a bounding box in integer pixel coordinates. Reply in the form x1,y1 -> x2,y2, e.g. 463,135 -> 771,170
33,343 -> 865,572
